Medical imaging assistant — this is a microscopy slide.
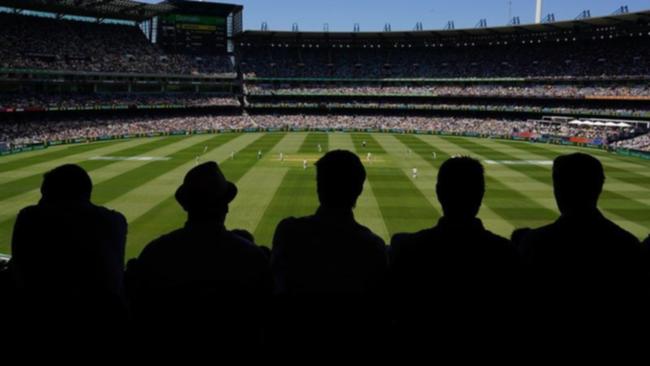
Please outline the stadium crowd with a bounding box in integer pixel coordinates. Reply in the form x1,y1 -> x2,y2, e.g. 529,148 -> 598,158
0,115 -> 248,148
0,93 -> 240,110
248,84 -> 650,98
248,102 -> 650,118
613,132 -> 650,151
240,37 -> 650,79
0,13 -> 234,76
1,115 -> 645,150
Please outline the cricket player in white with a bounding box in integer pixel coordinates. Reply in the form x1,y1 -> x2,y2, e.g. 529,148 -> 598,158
303,160 -> 308,170
412,167 -> 418,179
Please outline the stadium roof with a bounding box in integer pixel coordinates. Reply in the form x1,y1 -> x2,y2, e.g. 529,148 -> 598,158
239,10 -> 650,41
0,0 -> 242,22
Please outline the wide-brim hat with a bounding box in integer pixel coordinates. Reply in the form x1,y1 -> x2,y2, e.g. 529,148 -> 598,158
175,162 -> 237,212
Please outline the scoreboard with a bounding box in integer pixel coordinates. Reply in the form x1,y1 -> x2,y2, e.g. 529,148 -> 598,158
158,13 -> 228,54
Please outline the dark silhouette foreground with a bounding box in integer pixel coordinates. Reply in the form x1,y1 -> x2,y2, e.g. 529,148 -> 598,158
127,162 -> 272,347
517,154 -> 647,296
1,152 -> 648,350
270,150 -> 388,347
515,154 -> 649,336
8,164 -> 127,333
389,157 -> 519,344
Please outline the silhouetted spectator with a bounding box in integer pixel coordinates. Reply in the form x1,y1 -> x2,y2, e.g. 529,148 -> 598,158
518,154 -> 648,314
9,164 -> 127,331
0,255 -> 10,310
388,157 -> 519,342
270,150 -> 388,348
511,227 -> 532,249
128,162 -> 272,348
232,229 -> 270,261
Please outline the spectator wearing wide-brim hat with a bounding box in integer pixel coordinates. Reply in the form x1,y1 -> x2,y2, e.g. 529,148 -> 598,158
175,161 -> 238,219
128,161 -> 273,348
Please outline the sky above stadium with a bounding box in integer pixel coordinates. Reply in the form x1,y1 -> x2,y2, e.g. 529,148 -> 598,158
142,0 -> 650,31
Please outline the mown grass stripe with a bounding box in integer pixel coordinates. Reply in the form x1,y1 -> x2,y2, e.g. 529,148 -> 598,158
392,134 -> 516,235
252,133 -> 327,246
0,137 -> 182,202
106,134 -> 260,224
0,140 -> 126,173
488,139 -> 650,233
126,133 -> 287,258
420,135 -> 558,230
450,136 -> 650,232
297,132 -> 329,154
92,134 -> 239,205
482,138 -> 650,219
491,139 -> 650,190
0,139 -> 157,186
226,133 -> 308,244
330,133 -> 391,241
372,134 -> 455,232
0,137 -> 192,253
351,133 -> 436,238
0,134 -> 215,226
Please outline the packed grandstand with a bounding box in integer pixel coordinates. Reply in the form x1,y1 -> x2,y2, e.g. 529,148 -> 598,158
1,0 -> 650,155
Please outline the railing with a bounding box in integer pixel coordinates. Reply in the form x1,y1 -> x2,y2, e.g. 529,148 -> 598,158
0,68 -> 237,80
244,76 -> 650,83
246,91 -> 650,101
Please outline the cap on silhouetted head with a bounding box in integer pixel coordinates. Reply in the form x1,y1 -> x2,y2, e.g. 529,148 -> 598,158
316,150 -> 366,209
40,164 -> 92,203
553,153 -> 604,214
175,162 -> 237,215
436,156 -> 485,220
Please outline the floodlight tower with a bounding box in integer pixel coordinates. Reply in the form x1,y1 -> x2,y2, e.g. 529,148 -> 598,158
535,0 -> 543,24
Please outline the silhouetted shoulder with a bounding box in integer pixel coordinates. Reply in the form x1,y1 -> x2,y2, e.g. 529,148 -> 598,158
140,227 -> 267,265
392,226 -> 511,251
357,223 -> 386,248
483,228 -> 511,246
276,215 -> 385,248
606,219 -> 643,245
138,228 -> 186,260
221,230 -> 271,263
274,216 -> 302,234
14,204 -> 42,221
95,205 -> 127,224
523,216 -> 640,248
390,228 -> 435,251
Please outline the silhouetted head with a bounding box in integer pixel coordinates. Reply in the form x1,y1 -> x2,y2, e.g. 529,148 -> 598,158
553,153 -> 604,215
436,157 -> 485,220
40,164 -> 92,204
175,162 -> 237,221
316,150 -> 366,209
